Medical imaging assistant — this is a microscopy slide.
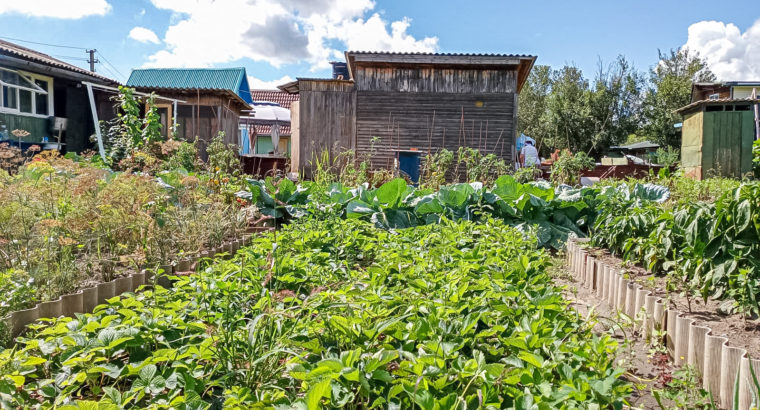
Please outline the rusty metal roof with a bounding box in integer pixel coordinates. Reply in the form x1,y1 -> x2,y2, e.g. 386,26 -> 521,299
0,39 -> 116,83
675,97 -> 759,114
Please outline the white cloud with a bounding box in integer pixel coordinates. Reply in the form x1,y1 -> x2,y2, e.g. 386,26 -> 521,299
683,19 -> 760,80
129,26 -> 161,44
0,0 -> 110,19
143,0 -> 437,70
249,75 -> 294,90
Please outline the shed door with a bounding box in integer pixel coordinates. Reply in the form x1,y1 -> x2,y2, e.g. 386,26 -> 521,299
704,111 -> 752,178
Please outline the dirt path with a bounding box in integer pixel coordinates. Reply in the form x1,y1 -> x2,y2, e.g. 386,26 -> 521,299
551,256 -> 666,409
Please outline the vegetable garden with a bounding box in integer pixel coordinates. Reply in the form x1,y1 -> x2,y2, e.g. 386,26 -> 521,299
1,87 -> 760,409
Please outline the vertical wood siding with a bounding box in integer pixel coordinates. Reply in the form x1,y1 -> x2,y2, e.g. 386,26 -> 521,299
297,81 -> 356,176
355,91 -> 516,170
353,67 -> 517,94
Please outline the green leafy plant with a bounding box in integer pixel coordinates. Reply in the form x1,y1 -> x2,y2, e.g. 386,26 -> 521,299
550,150 -> 595,186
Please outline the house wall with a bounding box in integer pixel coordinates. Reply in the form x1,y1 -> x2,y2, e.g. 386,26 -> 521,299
680,111 -> 703,179
151,91 -> 243,160
295,80 -> 355,177
732,86 -> 759,99
353,66 -> 518,170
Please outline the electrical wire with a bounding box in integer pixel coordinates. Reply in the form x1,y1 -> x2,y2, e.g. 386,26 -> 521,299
50,54 -> 90,62
0,35 -> 86,50
96,51 -> 126,81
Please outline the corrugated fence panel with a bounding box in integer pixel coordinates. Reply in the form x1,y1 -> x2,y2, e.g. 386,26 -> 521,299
354,67 -> 517,94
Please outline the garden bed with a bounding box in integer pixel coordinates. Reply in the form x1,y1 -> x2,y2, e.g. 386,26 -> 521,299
0,219 -> 632,408
568,239 -> 760,409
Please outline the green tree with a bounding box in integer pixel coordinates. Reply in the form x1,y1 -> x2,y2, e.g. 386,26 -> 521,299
517,65 -> 552,153
587,56 -> 644,155
641,49 -> 715,148
545,65 -> 591,154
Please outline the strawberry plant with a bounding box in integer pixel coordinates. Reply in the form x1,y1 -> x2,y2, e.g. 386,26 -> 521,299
0,218 -> 631,408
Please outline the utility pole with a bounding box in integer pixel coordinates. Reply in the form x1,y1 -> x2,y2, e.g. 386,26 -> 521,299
86,49 -> 99,72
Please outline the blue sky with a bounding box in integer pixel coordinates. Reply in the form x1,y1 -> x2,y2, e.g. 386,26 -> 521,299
0,0 -> 758,87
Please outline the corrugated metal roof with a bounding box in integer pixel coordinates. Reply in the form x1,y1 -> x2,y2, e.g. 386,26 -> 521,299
675,97 -> 759,114
127,67 -> 251,103
250,90 -> 299,109
0,39 -> 115,83
610,141 -> 660,150
346,51 -> 535,57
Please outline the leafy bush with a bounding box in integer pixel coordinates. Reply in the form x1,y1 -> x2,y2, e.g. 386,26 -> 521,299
206,133 -> 239,175
550,150 -> 595,186
653,146 -> 680,168
420,148 -> 454,190
0,218 -> 631,408
592,181 -> 760,317
0,156 -> 245,312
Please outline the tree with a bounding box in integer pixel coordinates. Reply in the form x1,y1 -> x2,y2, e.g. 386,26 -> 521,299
587,56 -> 644,155
517,65 -> 552,154
641,49 -> 715,148
545,65 -> 591,154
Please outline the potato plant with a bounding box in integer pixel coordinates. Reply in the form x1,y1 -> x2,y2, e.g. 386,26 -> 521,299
0,218 -> 631,409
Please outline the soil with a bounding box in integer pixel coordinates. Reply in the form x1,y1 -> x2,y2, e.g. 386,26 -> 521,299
586,247 -> 760,360
551,259 -> 665,410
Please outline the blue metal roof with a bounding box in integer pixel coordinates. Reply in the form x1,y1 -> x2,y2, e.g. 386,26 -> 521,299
126,67 -> 252,104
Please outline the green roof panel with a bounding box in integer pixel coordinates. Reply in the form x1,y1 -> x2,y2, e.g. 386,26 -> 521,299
126,68 -> 252,103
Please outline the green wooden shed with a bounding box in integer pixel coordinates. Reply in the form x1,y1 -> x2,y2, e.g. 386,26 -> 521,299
677,98 -> 758,179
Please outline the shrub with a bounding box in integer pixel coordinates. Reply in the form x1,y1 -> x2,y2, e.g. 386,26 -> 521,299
550,149 -> 595,186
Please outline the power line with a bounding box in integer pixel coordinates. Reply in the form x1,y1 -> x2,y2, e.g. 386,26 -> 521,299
96,50 -> 125,80
0,35 -> 86,51
50,54 -> 90,62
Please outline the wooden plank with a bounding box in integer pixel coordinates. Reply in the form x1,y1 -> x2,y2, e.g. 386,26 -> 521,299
740,110 -> 754,175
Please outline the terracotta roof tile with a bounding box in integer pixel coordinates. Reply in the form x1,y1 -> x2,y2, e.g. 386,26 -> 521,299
250,90 -> 299,109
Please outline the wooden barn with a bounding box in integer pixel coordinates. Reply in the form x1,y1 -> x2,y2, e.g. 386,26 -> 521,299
126,68 -> 252,158
280,51 -> 536,179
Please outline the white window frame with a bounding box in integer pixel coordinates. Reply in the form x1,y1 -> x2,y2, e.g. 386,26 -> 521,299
0,68 -> 54,118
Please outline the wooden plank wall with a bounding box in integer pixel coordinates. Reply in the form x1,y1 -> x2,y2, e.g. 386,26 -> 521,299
296,80 -> 356,177
355,92 -> 516,170
353,66 -> 518,170
353,67 -> 517,94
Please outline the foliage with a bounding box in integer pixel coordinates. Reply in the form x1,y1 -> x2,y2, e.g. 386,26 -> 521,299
641,49 -> 715,148
518,57 -> 644,157
592,181 -> 760,317
550,150 -> 595,186
0,269 -> 36,318
653,365 -> 715,410
0,142 -> 37,174
454,147 -> 510,185
206,133 -> 239,176
239,175 -> 603,249
513,165 -> 541,183
753,137 -> 760,178
419,148 -> 454,190
0,156 -> 246,315
654,146 -> 680,168
102,87 -> 166,169
160,139 -> 200,172
0,218 -> 631,408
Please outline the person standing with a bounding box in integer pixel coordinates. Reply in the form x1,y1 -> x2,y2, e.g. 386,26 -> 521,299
520,140 -> 540,168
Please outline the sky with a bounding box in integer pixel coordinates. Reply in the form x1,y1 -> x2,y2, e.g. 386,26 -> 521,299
0,0 -> 758,89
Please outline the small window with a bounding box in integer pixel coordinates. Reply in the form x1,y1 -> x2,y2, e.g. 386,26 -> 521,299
734,105 -> 751,111
19,89 -> 32,113
34,79 -> 49,115
705,105 -> 724,112
2,85 -> 17,109
708,93 -> 720,100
